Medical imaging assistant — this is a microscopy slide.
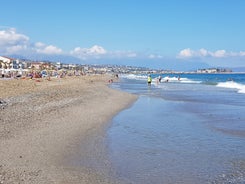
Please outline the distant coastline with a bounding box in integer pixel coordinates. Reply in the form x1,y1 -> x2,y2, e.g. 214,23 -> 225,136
1,55 -> 245,79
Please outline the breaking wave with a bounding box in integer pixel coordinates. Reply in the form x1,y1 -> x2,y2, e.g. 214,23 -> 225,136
217,81 -> 245,94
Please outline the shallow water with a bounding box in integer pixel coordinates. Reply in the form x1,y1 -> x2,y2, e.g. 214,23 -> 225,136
107,74 -> 245,184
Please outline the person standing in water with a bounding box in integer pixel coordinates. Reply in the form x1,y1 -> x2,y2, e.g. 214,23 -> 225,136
158,75 -> 162,83
147,74 -> 152,86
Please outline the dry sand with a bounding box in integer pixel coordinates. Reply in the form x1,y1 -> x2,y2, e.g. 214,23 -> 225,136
0,75 -> 137,184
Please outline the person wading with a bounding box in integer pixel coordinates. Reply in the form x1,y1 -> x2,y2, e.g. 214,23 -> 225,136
147,74 -> 152,86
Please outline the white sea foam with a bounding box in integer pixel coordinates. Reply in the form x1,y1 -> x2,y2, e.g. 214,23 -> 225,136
217,81 -> 245,94
120,74 -> 201,84
161,76 -> 201,83
120,74 -> 147,80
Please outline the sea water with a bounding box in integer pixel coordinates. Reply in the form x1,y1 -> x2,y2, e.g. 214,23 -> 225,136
107,73 -> 245,184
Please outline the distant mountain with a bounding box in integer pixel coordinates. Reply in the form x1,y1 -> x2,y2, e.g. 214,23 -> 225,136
8,54 -> 83,64
82,58 -> 211,72
231,67 -> 245,72
7,54 -> 212,72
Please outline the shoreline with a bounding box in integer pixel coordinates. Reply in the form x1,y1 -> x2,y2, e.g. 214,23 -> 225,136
0,75 -> 137,183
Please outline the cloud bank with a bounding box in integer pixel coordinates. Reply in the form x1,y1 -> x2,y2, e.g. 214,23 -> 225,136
178,48 -> 245,58
0,27 -> 245,69
0,28 -> 142,61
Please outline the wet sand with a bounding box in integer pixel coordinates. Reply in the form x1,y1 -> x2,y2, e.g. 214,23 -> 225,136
0,75 -> 137,184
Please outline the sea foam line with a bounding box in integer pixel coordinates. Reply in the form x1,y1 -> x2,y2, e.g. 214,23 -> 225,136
217,81 -> 245,94
120,74 -> 200,84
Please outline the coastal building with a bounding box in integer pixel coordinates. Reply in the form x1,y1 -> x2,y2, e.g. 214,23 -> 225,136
0,56 -> 27,77
0,56 -> 15,69
29,62 -> 44,70
55,62 -> 62,70
197,68 -> 218,73
196,68 -> 232,73
0,56 -> 25,70
28,62 -> 54,70
62,63 -> 78,70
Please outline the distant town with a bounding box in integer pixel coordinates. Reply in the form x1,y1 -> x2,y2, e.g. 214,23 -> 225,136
0,55 -> 233,78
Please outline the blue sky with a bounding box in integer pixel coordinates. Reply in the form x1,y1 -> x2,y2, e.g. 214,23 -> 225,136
1,0 -> 245,70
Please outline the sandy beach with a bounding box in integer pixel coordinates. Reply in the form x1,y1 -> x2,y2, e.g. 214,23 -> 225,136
0,75 -> 137,184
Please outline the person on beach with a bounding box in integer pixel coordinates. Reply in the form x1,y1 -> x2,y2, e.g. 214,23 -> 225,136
164,76 -> 169,83
1,69 -> 4,78
158,75 -> 162,83
147,74 -> 152,86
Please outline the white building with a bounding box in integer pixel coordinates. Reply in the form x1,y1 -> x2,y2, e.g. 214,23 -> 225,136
0,56 -> 26,76
0,56 -> 13,69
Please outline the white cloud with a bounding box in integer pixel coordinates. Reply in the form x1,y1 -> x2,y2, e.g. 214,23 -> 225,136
72,45 -> 107,55
0,28 -> 30,54
178,48 -> 245,59
70,45 -> 107,59
35,44 -> 63,55
211,50 -> 226,58
0,28 -> 63,55
199,48 -> 209,57
178,48 -> 195,58
0,28 -> 29,46
6,45 -> 28,53
89,45 -> 107,54
35,42 -> 46,48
